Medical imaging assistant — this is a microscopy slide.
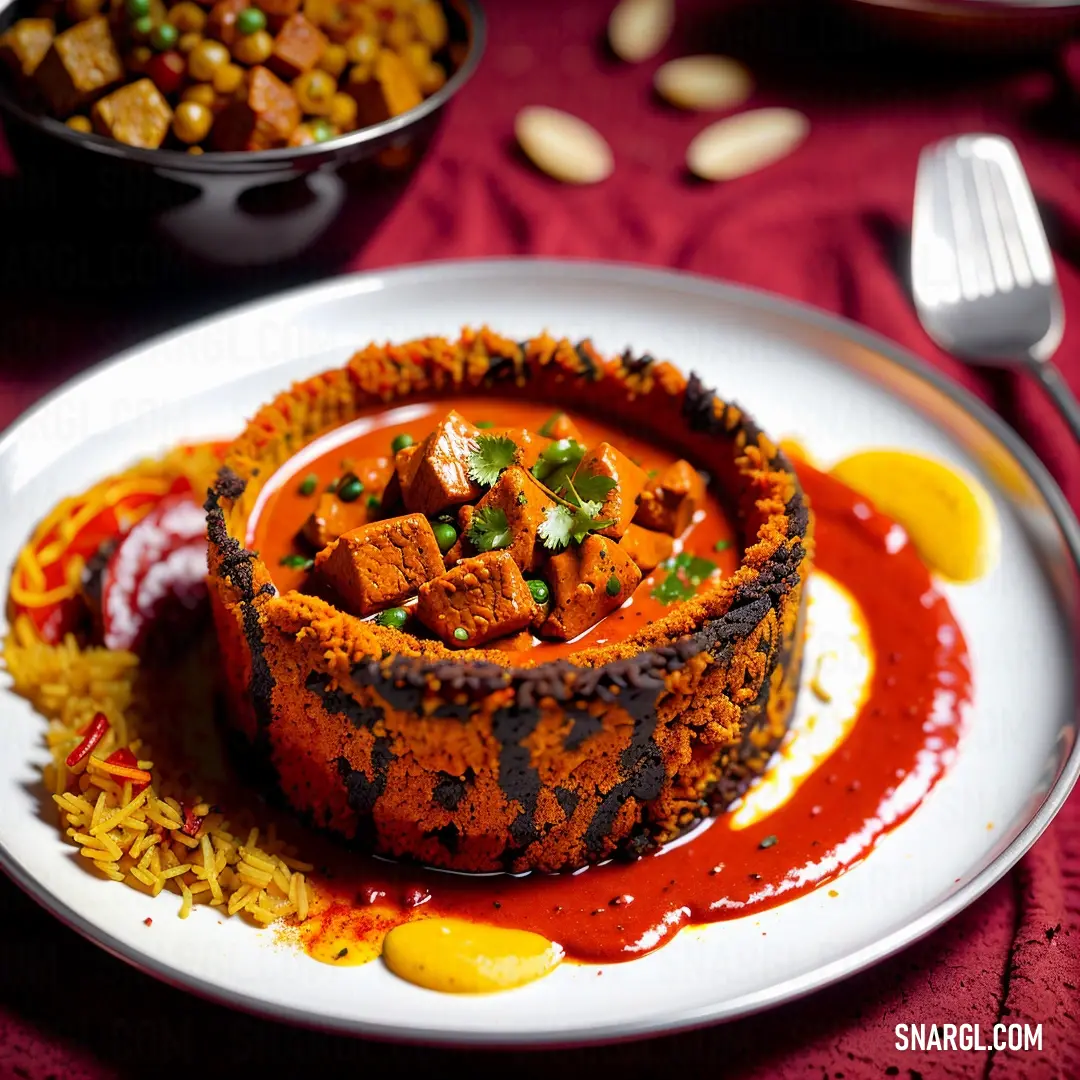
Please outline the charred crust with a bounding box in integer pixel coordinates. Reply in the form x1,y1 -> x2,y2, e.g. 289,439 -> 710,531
306,671 -> 385,729
433,772 -> 467,810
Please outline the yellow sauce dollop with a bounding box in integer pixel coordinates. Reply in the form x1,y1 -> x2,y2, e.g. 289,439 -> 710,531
829,449 -> 999,583
382,918 -> 563,993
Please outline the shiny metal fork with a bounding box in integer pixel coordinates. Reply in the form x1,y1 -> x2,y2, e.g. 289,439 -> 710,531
912,133 -> 1080,441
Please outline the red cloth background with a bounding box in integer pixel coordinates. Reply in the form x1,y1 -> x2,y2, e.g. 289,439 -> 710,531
2,0 -> 1080,1075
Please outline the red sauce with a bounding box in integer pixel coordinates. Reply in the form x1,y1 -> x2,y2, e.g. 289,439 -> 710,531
250,399 -> 740,661
298,460 -> 971,963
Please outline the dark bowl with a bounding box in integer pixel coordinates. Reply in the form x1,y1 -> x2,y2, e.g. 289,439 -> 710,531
0,0 -> 484,286
838,0 -> 1080,51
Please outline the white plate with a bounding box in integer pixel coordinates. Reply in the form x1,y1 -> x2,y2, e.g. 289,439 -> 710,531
1,259 -> 1078,1046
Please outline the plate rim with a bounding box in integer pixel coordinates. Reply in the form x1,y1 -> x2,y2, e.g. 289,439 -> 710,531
1,256 -> 1078,1048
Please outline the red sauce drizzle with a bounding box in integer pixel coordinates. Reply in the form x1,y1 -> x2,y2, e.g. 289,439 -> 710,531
300,461 -> 972,962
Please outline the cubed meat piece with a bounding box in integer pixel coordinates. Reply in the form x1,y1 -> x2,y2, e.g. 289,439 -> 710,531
212,65 -> 299,151
301,492 -> 370,550
468,466 -> 554,573
34,15 -> 122,116
380,444 -> 415,512
488,427 -> 553,471
206,0 -> 248,46
574,441 -> 647,540
92,78 -> 172,148
1,18 -> 55,78
620,523 -> 674,573
349,48 -> 421,126
416,551 -> 537,648
398,410 -> 483,516
314,513 -> 444,616
443,505 -> 473,566
258,0 -> 301,27
634,459 -> 706,537
540,535 -> 642,641
541,411 -> 584,444
269,12 -> 327,79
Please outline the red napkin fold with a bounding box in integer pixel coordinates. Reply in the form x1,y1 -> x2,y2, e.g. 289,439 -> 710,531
1,0 -> 1079,1075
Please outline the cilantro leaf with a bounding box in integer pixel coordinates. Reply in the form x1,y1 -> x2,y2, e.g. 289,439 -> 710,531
468,434 -> 518,487
650,551 -> 718,604
573,468 -> 617,506
538,502 -> 613,551
468,506 -> 513,552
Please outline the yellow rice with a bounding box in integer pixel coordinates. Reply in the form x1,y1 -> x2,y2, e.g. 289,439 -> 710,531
1,447 -> 313,925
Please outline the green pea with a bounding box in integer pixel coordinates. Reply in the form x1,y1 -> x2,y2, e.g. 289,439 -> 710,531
124,0 -> 150,18
375,607 -> 409,631
298,473 -> 318,497
150,22 -> 178,50
235,6 -> 266,34
280,554 -> 314,570
391,433 -> 414,454
605,574 -> 621,597
544,439 -> 578,465
453,627 -> 469,642
366,494 -> 381,510
431,522 -> 457,554
310,119 -> 334,143
338,474 -> 364,502
527,578 -> 550,605
131,13 -> 153,36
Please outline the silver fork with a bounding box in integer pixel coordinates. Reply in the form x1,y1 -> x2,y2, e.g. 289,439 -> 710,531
911,133 -> 1080,441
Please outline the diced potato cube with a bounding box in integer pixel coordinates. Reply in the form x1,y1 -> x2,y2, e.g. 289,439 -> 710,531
540,534 -> 641,641
348,47 -> 421,126
398,410 -> 482,516
34,15 -> 122,117
212,64 -> 300,150
270,12 -> 327,79
314,513 -> 444,616
92,77 -> 172,148
0,18 -> 55,78
620,523 -> 674,573
416,551 -> 537,648
574,441 -> 647,540
634,459 -> 706,537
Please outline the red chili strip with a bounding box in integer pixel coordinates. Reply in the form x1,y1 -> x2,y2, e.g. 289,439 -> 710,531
179,802 -> 204,838
65,713 -> 109,769
104,748 -> 150,796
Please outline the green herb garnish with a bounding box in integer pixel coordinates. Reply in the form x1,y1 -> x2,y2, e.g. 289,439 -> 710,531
467,506 -> 513,552
516,491 -> 529,506
714,539 -> 731,552
476,420 -> 494,429
538,500 -> 613,552
298,473 -> 317,496
538,412 -> 564,437
280,554 -> 314,571
650,551 -> 718,605
335,947 -> 349,959
573,470 -> 617,505
605,573 -> 621,597
468,434 -> 518,487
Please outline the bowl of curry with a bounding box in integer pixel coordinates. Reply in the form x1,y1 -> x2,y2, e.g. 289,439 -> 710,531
207,328 -> 812,874
0,0 -> 483,274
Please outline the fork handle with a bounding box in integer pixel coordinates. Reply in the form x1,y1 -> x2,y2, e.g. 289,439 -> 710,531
1027,361 -> 1080,444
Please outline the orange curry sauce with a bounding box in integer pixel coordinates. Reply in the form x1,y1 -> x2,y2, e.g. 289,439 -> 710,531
256,430 -> 971,963
250,399 -> 741,661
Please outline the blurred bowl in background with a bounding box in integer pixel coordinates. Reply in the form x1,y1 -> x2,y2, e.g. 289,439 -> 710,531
839,0 -> 1080,51
0,0 -> 484,285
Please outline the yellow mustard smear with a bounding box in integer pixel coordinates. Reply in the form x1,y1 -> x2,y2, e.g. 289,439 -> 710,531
382,918 -> 564,993
829,449 -> 1000,583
